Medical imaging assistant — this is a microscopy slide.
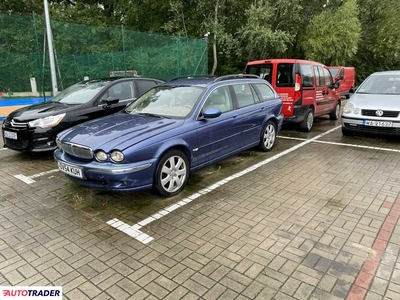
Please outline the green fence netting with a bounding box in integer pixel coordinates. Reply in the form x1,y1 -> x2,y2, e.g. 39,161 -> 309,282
0,12 -> 208,95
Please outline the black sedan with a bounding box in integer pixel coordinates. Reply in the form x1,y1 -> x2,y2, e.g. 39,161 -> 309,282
2,77 -> 163,152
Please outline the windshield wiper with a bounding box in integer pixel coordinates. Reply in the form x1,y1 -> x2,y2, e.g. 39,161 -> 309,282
137,112 -> 170,119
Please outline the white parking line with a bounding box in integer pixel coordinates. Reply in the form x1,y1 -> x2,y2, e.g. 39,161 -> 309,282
14,168 -> 59,184
109,126 -> 342,244
278,136 -> 400,153
0,148 -> 8,151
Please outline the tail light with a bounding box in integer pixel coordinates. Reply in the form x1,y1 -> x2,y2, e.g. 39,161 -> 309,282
294,73 -> 301,101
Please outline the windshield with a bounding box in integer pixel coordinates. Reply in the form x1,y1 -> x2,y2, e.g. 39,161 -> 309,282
125,86 -> 205,118
357,75 -> 400,95
329,68 -> 339,77
51,81 -> 109,104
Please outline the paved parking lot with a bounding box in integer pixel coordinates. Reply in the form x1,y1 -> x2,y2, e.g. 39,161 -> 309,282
1,112 -> 400,300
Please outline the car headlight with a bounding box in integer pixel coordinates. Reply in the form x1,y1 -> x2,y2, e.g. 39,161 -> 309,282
28,113 -> 66,128
353,107 -> 360,115
110,150 -> 124,162
343,103 -> 354,114
96,151 -> 108,162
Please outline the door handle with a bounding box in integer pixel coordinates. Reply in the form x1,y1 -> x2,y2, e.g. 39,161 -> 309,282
232,114 -> 239,118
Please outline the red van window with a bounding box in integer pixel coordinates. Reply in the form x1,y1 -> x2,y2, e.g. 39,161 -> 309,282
323,68 -> 332,86
246,64 -> 273,83
276,63 -> 294,87
314,66 -> 325,87
299,64 -> 314,87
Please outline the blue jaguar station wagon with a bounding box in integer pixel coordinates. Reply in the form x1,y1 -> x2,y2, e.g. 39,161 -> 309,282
54,74 -> 283,197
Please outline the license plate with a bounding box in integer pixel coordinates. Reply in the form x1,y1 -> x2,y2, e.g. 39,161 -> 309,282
363,120 -> 393,127
58,162 -> 84,179
3,130 -> 17,140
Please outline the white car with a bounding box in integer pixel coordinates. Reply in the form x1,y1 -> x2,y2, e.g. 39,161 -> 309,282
342,70 -> 400,136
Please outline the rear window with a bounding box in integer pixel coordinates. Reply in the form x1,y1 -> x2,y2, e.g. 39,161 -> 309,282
276,63 -> 294,87
245,64 -> 273,83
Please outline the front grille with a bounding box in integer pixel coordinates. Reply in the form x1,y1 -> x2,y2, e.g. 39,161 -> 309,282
344,123 -> 400,135
3,118 -> 29,129
61,141 -> 93,159
361,110 -> 399,118
4,138 -> 29,150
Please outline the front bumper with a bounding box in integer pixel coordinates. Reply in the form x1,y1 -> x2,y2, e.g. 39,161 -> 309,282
2,126 -> 57,152
341,116 -> 400,135
54,150 -> 156,192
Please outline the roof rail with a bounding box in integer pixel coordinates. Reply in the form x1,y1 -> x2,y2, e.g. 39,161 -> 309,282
169,75 -> 216,81
214,74 -> 260,82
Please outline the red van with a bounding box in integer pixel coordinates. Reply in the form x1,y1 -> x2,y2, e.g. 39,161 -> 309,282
327,66 -> 355,99
245,59 -> 341,131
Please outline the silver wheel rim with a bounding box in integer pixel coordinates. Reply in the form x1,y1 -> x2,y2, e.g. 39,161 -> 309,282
263,124 -> 276,149
335,104 -> 340,118
160,155 -> 187,193
307,112 -> 313,130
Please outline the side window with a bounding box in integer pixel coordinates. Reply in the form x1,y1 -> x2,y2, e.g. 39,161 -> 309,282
232,84 -> 256,108
340,68 -> 344,78
299,64 -> 314,87
314,66 -> 325,87
276,63 -> 294,87
203,86 -> 233,113
323,68 -> 332,87
252,83 -> 276,101
137,80 -> 159,96
100,81 -> 134,103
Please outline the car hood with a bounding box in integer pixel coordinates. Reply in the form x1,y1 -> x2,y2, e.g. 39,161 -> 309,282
59,113 -> 185,151
349,93 -> 400,109
8,101 -> 81,121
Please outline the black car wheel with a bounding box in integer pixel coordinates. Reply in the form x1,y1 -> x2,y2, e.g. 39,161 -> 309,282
153,149 -> 189,197
300,108 -> 314,132
259,120 -> 276,152
330,103 -> 340,120
342,127 -> 353,136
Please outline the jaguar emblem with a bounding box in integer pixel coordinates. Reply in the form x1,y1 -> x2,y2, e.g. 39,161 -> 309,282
375,109 -> 384,117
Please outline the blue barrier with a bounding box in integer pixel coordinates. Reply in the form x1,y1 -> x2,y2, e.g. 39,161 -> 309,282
0,97 -> 52,107
0,97 -> 52,121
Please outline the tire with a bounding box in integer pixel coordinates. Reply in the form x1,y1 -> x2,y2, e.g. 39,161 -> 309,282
329,103 -> 340,120
342,127 -> 353,136
259,120 -> 276,152
299,108 -> 314,132
153,149 -> 189,197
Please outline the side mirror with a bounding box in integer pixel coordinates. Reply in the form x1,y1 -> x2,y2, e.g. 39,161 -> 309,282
105,97 -> 119,106
330,81 -> 339,89
349,87 -> 356,93
338,75 -> 344,81
203,107 -> 222,119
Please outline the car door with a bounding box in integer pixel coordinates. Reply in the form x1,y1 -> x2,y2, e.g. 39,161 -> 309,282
194,85 -> 242,166
322,67 -> 337,113
231,82 -> 265,147
135,79 -> 163,98
94,80 -> 136,116
313,65 -> 329,116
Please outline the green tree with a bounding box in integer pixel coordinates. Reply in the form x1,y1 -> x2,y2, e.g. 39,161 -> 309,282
352,0 -> 400,82
301,0 -> 361,65
238,0 -> 300,61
